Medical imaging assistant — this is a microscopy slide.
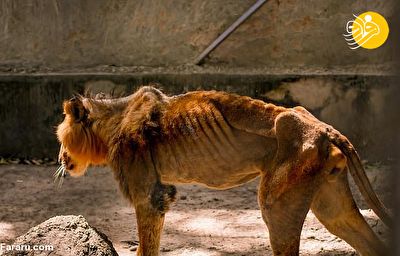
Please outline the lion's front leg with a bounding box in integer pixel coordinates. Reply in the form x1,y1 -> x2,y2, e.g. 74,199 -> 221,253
133,182 -> 177,256
134,202 -> 165,256
112,143 -> 177,255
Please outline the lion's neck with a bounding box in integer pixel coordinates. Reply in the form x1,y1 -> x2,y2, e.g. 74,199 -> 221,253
87,101 -> 128,158
88,86 -> 168,166
95,116 -> 124,146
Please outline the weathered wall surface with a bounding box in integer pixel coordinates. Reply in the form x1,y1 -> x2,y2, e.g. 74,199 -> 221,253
0,1 -> 398,161
0,0 -> 396,73
0,75 -> 398,162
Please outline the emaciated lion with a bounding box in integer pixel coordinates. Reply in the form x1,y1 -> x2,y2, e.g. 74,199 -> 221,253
56,86 -> 391,256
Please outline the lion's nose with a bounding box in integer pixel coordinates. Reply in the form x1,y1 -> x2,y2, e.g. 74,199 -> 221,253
61,152 -> 74,170
66,163 -> 75,170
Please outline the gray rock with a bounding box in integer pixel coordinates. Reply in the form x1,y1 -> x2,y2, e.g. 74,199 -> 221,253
3,215 -> 118,256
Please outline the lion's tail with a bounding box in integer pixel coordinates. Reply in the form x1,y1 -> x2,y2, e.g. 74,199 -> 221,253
327,128 -> 392,227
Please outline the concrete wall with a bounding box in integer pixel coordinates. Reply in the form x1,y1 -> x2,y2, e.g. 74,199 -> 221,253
0,0 -> 396,73
0,1 -> 398,162
0,75 -> 398,162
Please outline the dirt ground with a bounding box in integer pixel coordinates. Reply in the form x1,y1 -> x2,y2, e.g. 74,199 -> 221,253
0,163 -> 392,256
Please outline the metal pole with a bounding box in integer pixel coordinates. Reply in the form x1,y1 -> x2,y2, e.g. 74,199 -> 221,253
194,0 -> 268,65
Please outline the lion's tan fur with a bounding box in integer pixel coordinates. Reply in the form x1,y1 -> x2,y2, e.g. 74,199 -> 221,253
56,86 -> 390,256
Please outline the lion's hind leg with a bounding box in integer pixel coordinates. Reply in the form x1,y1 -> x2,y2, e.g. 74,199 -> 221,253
258,111 -> 328,255
311,168 -> 387,256
259,173 -> 317,256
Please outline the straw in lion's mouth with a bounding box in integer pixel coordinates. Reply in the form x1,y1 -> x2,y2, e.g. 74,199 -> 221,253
54,164 -> 67,188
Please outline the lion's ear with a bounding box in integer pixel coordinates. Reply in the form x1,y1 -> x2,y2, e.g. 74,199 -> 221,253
63,96 -> 87,123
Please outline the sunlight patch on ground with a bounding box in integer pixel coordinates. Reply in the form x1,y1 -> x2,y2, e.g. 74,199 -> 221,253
185,216 -> 224,234
166,210 -> 265,238
165,248 -> 221,256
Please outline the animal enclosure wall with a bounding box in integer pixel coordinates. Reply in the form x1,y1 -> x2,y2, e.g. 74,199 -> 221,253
0,0 -> 396,71
0,0 -> 398,163
0,74 -> 398,163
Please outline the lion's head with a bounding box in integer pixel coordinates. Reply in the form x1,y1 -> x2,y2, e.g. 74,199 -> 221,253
56,86 -> 167,180
56,96 -> 108,177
